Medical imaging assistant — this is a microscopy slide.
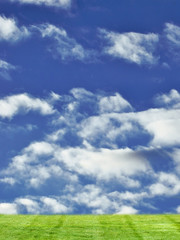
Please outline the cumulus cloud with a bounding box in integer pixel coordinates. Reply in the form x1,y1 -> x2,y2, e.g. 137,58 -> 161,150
99,28 -> 159,65
35,24 -> 96,62
16,198 -> 39,214
41,197 -> 69,213
149,172 -> 180,196
3,140 -> 149,189
0,203 -> 17,214
12,197 -> 70,214
155,89 -> 180,108
0,15 -> 30,42
10,0 -> 72,8
99,93 -> 132,113
1,89 -> 180,213
0,93 -> 55,119
58,146 -> 151,184
115,205 -> 139,214
71,185 -> 119,214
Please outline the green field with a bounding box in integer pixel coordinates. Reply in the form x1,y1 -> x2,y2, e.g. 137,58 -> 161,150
0,214 -> 180,239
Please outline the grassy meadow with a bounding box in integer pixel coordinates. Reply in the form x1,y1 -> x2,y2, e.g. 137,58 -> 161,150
0,214 -> 180,239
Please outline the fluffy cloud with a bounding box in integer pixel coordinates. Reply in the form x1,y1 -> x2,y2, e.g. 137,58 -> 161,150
35,24 -> 96,62
0,15 -> 30,42
71,185 -> 119,214
3,140 -> 149,189
155,89 -> 180,108
115,205 -> 139,214
0,203 -> 17,214
10,0 -> 72,8
14,197 -> 70,214
176,206 -> 180,214
99,93 -> 132,113
40,197 -> 69,213
0,93 -> 55,119
1,89 -> 180,213
99,28 -> 159,65
57,146 -> 151,184
16,198 -> 39,214
149,172 -> 180,196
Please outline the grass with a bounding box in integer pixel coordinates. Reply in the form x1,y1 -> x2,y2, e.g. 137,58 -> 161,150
0,214 -> 180,239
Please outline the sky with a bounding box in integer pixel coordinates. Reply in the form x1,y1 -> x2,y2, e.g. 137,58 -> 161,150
0,0 -> 180,215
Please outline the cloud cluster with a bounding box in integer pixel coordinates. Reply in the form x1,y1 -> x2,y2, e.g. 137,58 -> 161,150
0,14 -> 180,66
1,88 -> 180,214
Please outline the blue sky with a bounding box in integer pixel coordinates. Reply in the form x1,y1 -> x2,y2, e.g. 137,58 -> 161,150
0,0 -> 180,215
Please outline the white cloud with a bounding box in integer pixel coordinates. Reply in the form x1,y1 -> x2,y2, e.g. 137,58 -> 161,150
164,23 -> 180,47
16,198 -> 39,214
169,149 -> 180,174
155,89 -> 180,108
0,15 -> 30,42
99,93 -> 132,113
100,28 -> 159,65
0,59 -> 16,81
10,0 -> 72,8
2,89 -> 180,214
176,206 -> 180,214
0,60 -> 16,71
149,172 -> 180,196
115,205 -> 138,214
0,203 -> 17,214
109,191 -> 148,204
36,24 -> 96,62
134,107 -> 180,147
72,185 -> 119,214
41,197 -> 69,213
25,141 -> 54,156
3,139 -> 149,188
70,88 -> 94,99
144,119 -> 180,147
0,177 -> 16,185
0,93 -> 55,119
58,146 -> 151,183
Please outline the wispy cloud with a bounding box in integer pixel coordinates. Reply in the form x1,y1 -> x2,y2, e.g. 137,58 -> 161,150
0,59 -> 16,80
35,24 -> 97,62
10,0 -> 72,8
99,28 -> 159,65
164,23 -> 180,47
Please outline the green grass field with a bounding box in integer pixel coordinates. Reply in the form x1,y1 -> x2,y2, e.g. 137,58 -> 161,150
0,214 -> 180,239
